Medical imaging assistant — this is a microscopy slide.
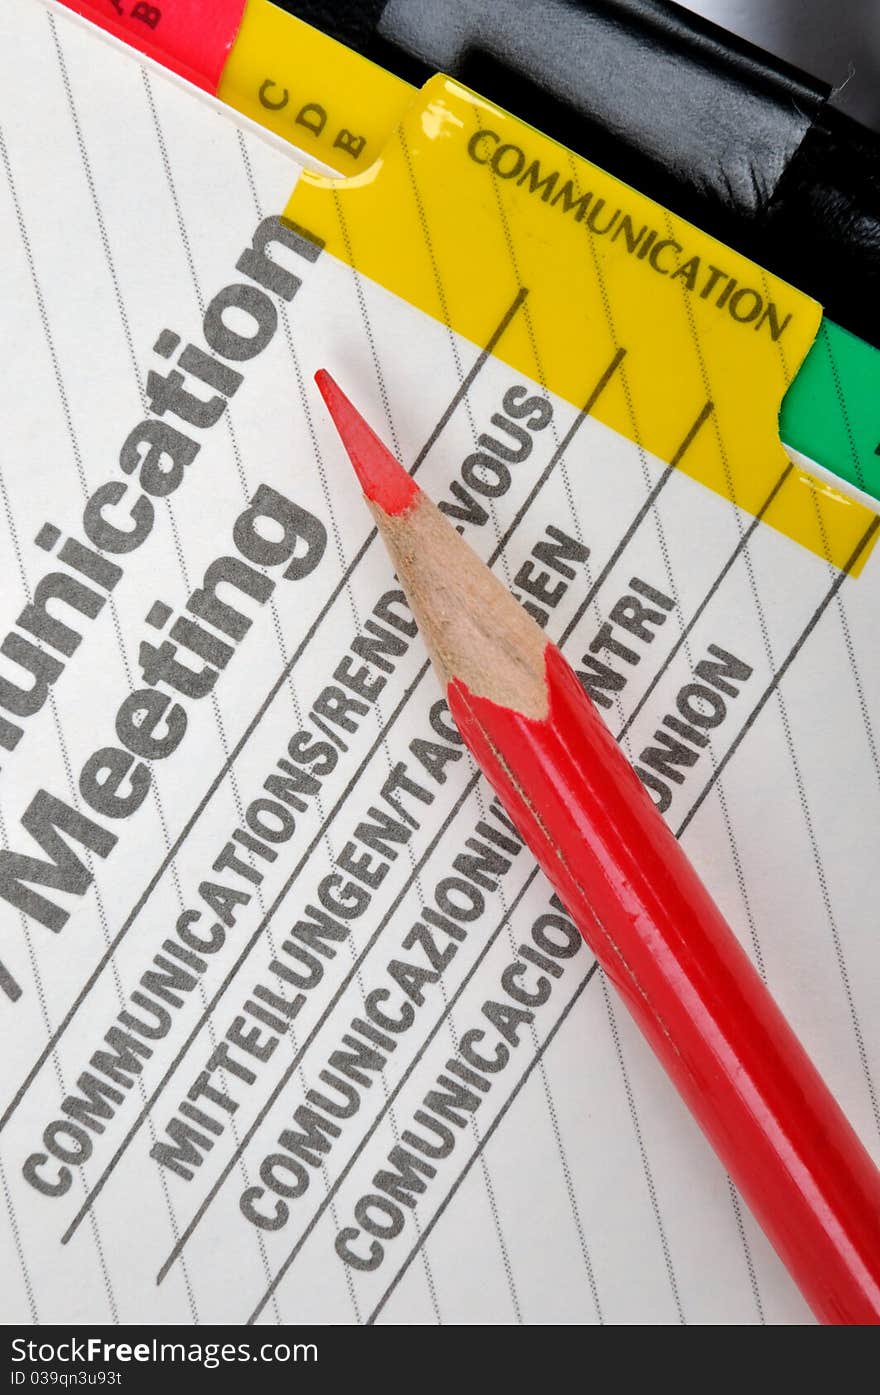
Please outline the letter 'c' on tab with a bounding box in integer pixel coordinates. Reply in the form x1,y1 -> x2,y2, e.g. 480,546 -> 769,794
467,130 -> 499,164
258,79 -> 289,111
648,239 -> 683,275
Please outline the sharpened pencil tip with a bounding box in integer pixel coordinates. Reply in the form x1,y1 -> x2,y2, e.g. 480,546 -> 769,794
315,370 -> 420,516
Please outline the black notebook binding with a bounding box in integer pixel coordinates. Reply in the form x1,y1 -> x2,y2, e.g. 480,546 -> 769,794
273,0 -> 880,349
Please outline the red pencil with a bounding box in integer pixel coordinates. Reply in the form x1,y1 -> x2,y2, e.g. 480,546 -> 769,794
315,369 -> 880,1325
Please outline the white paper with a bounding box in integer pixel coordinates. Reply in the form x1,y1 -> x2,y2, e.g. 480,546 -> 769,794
0,0 -> 877,1327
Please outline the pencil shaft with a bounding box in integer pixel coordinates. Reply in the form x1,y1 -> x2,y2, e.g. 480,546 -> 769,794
317,369 -> 880,1324
449,644 -> 880,1325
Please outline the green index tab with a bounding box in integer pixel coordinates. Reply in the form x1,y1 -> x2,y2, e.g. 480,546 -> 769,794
781,318 -> 880,504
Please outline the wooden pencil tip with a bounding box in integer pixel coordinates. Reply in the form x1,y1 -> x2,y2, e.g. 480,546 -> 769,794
315,370 -> 420,516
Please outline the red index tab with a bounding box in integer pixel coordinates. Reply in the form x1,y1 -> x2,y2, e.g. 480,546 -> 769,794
57,0 -> 248,93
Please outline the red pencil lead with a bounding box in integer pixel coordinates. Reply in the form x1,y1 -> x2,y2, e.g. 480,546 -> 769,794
315,369 -> 420,516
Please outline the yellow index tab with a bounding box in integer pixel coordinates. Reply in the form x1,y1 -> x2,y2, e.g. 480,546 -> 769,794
219,0 -> 414,171
285,75 -> 875,571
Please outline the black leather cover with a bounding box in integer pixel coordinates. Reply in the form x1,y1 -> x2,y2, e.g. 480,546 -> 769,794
273,0 -> 880,346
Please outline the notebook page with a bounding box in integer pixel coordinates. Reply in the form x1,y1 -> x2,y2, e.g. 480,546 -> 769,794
0,0 -> 878,1326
